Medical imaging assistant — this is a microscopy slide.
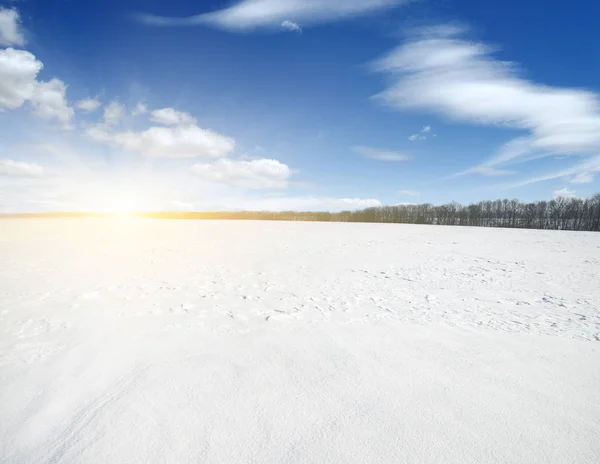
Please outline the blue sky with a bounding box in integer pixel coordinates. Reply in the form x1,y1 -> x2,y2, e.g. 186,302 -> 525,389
1,0 -> 600,212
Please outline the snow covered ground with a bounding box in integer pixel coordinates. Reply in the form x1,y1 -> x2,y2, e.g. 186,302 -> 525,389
1,218 -> 599,463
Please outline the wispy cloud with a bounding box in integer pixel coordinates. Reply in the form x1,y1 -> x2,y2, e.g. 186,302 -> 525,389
507,154 -> 600,187
136,0 -> 407,31
232,196 -> 382,212
408,125 -> 434,141
372,26 -> 600,177
398,189 -> 420,196
0,7 -> 25,47
353,145 -> 411,161
449,165 -> 515,178
570,172 -> 594,184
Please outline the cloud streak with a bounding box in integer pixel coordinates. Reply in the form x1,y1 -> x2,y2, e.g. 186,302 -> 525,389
372,26 -> 600,176
507,155 -> 600,188
398,189 -> 420,196
353,145 -> 411,161
234,196 -> 382,212
136,0 -> 407,31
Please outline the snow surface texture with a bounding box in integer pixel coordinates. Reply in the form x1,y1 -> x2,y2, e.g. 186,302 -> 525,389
1,218 -> 599,463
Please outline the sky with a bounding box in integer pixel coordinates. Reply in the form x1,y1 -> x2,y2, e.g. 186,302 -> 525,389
1,0 -> 600,213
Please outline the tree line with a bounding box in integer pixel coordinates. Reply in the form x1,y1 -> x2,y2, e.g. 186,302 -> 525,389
144,193 -> 600,231
147,194 -> 599,231
3,193 -> 599,231
337,194 -> 600,231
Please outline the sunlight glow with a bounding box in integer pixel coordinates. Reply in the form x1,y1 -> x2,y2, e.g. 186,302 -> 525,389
75,186 -> 161,214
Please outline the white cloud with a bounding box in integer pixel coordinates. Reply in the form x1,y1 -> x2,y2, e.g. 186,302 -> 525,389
137,0 -> 407,31
553,188 -> 577,199
508,155 -> 600,188
131,102 -> 147,116
150,107 -> 196,126
76,98 -> 101,112
281,20 -> 301,33
398,189 -> 420,196
0,7 -> 25,47
466,166 -> 515,176
373,27 -> 600,174
408,125 -> 434,141
353,145 -> 411,161
85,123 -> 236,158
191,158 -> 291,189
103,101 -> 125,126
0,48 -> 73,128
30,78 -> 74,128
233,196 -> 382,212
0,48 -> 41,109
0,159 -> 44,177
570,172 -> 594,184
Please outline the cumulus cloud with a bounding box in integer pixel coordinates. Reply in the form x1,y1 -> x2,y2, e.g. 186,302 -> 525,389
0,48 -> 73,127
85,124 -> 236,158
103,101 -> 125,126
398,189 -> 420,196
353,145 -> 411,161
150,107 -> 196,126
0,159 -> 44,177
76,98 -> 101,112
31,78 -> 74,128
372,26 -> 600,175
0,48 -> 42,108
131,102 -> 148,116
281,20 -> 301,33
553,187 -> 577,199
0,7 -> 25,47
191,158 -> 291,189
137,0 -> 407,31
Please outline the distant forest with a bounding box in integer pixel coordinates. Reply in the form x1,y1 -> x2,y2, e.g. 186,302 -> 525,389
2,194 -> 600,232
